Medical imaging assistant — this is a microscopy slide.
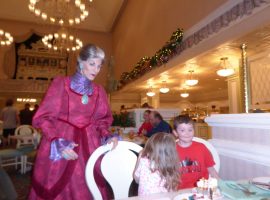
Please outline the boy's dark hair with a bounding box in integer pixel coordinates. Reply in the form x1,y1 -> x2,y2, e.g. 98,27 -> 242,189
173,115 -> 194,129
144,109 -> 151,114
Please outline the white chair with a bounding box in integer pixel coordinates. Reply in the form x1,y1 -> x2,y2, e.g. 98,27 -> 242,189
85,141 -> 143,200
192,137 -> 220,172
13,125 -> 37,148
0,149 -> 25,174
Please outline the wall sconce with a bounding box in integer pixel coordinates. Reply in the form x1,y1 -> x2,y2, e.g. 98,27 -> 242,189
159,81 -> 170,93
146,87 -> 155,97
216,57 -> 235,77
185,69 -> 198,86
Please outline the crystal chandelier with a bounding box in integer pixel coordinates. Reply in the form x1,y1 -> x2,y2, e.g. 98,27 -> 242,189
42,27 -> 83,51
185,69 -> 198,86
216,57 -> 235,77
28,0 -> 89,26
0,29 -> 13,46
159,81 -> 170,93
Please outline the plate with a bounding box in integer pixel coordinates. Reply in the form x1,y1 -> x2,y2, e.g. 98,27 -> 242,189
251,177 -> 270,191
173,192 -> 223,200
173,193 -> 206,200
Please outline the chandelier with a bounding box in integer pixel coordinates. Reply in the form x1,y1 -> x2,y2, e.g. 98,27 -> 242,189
28,0 -> 89,26
159,81 -> 170,93
0,29 -> 13,46
185,69 -> 198,86
146,87 -> 156,97
216,57 -> 235,77
42,27 -> 83,51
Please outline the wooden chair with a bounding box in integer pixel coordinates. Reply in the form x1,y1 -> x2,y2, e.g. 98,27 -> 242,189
85,141 -> 142,200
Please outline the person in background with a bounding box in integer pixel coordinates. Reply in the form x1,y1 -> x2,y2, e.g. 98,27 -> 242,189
120,104 -> 126,113
137,110 -> 152,136
29,44 -> 117,200
173,115 -> 219,189
133,132 -> 180,196
146,111 -> 172,137
32,104 -> 39,116
210,105 -> 219,114
141,102 -> 153,108
0,99 -> 19,146
19,103 -> 33,125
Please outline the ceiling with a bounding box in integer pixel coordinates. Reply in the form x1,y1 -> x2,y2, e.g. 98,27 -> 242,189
0,0 -> 125,32
1,1 -> 270,105
115,23 -> 270,103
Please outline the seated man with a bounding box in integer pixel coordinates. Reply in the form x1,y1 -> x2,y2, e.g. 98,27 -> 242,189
137,110 -> 152,136
146,111 -> 172,137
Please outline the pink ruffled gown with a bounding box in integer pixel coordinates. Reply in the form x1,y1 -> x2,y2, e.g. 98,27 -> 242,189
29,77 -> 113,200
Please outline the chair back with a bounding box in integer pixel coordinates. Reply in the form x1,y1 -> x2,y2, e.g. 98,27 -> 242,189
15,125 -> 35,136
85,141 -> 143,200
192,137 -> 220,172
14,125 -> 38,148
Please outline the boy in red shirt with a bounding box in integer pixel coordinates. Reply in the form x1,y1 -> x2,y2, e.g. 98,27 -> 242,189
173,115 -> 219,189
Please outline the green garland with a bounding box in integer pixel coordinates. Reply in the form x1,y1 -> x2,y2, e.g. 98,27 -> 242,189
118,28 -> 184,89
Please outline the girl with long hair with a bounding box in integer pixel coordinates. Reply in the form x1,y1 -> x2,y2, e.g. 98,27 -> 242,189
134,132 -> 180,196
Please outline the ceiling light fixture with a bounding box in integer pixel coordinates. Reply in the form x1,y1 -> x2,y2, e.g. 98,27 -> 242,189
185,69 -> 199,86
28,0 -> 89,26
180,87 -> 189,98
42,27 -> 83,51
0,29 -> 13,46
216,57 -> 235,77
159,81 -> 170,93
180,92 -> 189,98
146,87 -> 155,97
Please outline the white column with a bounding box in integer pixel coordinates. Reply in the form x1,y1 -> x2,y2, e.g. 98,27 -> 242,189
227,75 -> 241,113
150,89 -> 160,109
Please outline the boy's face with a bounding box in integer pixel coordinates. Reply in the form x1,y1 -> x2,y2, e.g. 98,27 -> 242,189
173,123 -> 194,146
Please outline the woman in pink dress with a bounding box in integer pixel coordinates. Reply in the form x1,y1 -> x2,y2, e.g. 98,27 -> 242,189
29,44 -> 117,200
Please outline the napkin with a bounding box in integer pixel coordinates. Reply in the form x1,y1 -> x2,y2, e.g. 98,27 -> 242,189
218,180 -> 270,200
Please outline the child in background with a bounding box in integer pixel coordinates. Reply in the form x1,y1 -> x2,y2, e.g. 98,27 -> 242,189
133,132 -> 180,196
173,115 -> 219,189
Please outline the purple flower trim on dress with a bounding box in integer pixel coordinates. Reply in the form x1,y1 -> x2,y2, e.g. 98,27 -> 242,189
70,71 -> 93,95
50,138 -> 75,161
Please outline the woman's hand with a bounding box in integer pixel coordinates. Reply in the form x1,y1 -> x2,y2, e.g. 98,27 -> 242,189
107,136 -> 118,150
61,143 -> 78,160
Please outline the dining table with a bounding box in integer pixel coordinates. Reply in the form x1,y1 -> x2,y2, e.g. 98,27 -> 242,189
120,178 -> 270,200
121,134 -> 147,146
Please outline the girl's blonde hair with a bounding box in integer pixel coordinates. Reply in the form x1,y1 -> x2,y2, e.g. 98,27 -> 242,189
141,132 -> 180,191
